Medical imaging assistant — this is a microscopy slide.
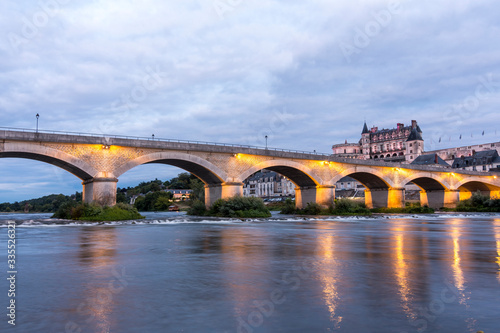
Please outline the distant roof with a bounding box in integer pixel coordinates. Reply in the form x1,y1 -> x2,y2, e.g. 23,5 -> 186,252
411,154 -> 449,166
406,128 -> 423,141
452,150 -> 500,168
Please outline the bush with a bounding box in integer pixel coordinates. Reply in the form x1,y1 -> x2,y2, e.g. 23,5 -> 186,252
187,200 -> 207,216
300,202 -> 322,215
52,202 -> 144,221
332,198 -> 372,215
371,202 -> 434,214
202,196 -> 271,218
280,198 -> 296,214
454,191 -> 500,212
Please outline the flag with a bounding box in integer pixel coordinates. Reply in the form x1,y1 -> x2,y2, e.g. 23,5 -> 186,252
439,137 -> 441,143
459,134 -> 462,140
482,130 -> 485,136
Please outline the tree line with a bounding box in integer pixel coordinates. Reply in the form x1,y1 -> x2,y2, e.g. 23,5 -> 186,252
0,172 -> 205,213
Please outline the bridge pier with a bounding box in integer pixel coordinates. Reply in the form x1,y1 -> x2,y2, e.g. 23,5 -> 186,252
365,187 -> 405,209
82,177 -> 118,206
420,190 -> 460,209
204,182 -> 244,207
295,185 -> 335,209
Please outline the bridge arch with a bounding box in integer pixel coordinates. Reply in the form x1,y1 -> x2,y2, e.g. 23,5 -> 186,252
398,173 -> 451,191
330,166 -> 395,189
114,151 -> 227,185
454,178 -> 500,200
236,159 -> 322,187
330,167 -> 402,208
0,143 -> 97,180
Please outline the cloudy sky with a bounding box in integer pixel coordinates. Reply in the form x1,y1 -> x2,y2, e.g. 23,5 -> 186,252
1,0 -> 499,202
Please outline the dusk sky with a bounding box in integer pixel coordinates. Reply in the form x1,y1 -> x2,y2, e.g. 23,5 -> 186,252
1,0 -> 499,202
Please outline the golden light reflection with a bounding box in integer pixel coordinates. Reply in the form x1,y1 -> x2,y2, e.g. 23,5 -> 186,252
316,227 -> 342,328
450,219 -> 467,304
392,226 -> 417,321
78,227 -> 118,333
494,219 -> 500,283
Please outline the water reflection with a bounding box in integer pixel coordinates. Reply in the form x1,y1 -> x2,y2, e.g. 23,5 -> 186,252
315,226 -> 343,328
449,219 -> 467,305
391,224 -> 417,322
495,219 -> 500,283
76,227 -> 119,333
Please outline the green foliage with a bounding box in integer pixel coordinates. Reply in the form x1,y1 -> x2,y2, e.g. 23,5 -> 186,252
279,198 -> 296,214
0,193 -> 82,213
371,202 -> 434,214
454,191 -> 500,212
52,202 -> 144,221
333,198 -> 372,215
187,200 -> 207,216
280,198 -> 372,216
300,202 -> 322,215
134,191 -> 172,211
194,196 -> 271,218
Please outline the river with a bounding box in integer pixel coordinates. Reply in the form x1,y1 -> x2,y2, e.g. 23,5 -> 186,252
1,212 -> 499,333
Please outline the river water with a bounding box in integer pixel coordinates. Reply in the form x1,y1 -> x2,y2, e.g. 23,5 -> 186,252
1,212 -> 500,333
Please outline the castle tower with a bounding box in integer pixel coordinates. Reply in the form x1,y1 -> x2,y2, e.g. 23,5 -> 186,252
405,126 -> 424,162
361,121 -> 371,158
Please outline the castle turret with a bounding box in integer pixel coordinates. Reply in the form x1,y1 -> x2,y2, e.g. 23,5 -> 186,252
361,121 -> 370,157
405,127 -> 424,162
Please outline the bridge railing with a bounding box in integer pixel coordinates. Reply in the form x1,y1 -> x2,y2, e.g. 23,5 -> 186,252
0,126 -> 331,156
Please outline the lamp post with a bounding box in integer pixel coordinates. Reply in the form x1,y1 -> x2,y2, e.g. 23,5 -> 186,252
36,113 -> 39,133
265,135 -> 268,149
152,134 -> 155,141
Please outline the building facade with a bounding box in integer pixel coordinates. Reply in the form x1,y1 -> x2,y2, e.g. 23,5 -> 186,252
332,120 -> 424,163
243,170 -> 295,198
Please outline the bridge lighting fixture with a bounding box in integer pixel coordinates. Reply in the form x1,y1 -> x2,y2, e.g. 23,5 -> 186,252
102,145 -> 110,150
233,153 -> 240,158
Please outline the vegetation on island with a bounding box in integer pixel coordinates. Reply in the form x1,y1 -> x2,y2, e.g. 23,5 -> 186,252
279,198 -> 372,216
450,192 -> 500,212
52,202 -> 144,221
371,202 -> 435,214
187,196 -> 272,218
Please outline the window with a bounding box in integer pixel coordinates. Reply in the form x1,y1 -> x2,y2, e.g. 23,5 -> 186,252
410,156 -> 413,159
483,165 -> 487,171
409,143 -> 413,147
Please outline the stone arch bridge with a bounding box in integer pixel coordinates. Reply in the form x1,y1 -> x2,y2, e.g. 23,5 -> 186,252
1,129 -> 499,209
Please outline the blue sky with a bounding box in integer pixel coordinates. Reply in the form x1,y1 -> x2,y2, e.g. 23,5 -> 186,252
1,0 -> 500,202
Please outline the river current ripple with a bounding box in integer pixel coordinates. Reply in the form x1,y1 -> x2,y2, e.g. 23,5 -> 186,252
1,212 -> 499,332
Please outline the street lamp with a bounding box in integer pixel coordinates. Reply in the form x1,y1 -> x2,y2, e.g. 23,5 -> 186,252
36,113 -> 39,133
152,134 -> 155,140
265,135 -> 268,149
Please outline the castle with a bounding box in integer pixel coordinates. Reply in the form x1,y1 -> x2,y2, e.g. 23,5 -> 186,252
332,120 -> 424,162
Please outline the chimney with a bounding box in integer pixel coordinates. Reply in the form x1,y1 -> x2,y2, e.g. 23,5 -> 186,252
411,120 -> 417,129
397,123 -> 404,131
435,154 -> 438,164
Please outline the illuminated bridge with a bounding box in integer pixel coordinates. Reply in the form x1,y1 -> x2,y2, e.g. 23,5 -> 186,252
1,129 -> 499,209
